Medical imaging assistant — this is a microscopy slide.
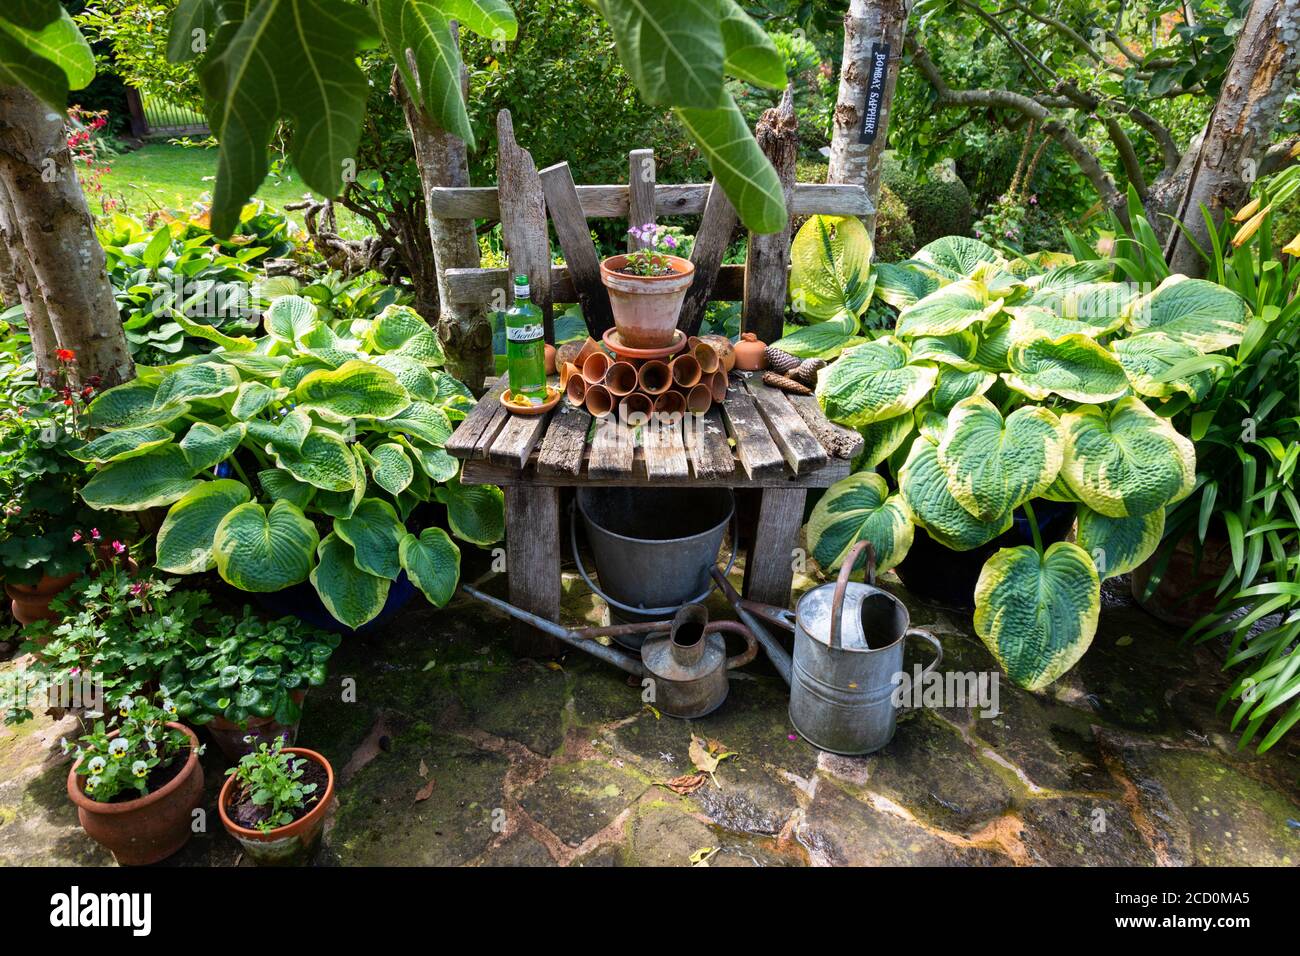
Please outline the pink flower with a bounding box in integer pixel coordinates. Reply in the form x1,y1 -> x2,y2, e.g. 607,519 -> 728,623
111,540 -> 125,555
129,582 -> 149,598
71,531 -> 82,543
90,528 -> 100,541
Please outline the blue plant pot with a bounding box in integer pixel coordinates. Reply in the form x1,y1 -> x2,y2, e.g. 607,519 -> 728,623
253,572 -> 418,635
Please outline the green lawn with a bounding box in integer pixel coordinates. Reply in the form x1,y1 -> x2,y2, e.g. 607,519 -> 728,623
98,143 -> 365,236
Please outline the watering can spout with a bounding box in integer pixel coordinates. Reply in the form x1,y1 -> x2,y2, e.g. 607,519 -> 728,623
710,568 -> 792,686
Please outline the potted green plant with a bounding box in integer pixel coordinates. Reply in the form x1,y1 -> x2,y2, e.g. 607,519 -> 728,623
163,609 -> 341,760
218,737 -> 334,866
800,225 -> 1247,692
600,223 -> 695,348
65,695 -> 204,866
77,297 -> 504,630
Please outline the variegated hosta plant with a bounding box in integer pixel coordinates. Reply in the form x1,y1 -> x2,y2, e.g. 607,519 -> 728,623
808,234 -> 1248,691
75,296 -> 503,630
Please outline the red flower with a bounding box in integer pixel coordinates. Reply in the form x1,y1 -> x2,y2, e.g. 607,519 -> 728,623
55,348 -> 75,362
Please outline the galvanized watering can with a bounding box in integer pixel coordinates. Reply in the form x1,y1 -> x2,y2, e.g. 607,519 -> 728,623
713,540 -> 942,756
461,586 -> 756,718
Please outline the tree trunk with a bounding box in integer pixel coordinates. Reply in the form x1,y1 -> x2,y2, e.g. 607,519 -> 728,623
0,86 -> 133,387
0,237 -> 19,308
827,0 -> 913,241
744,87 -> 797,343
395,54 -> 493,393
1164,0 -> 1300,276
0,174 -> 57,377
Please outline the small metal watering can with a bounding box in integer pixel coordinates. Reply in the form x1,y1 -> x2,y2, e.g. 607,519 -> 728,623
713,540 -> 942,755
461,586 -> 757,718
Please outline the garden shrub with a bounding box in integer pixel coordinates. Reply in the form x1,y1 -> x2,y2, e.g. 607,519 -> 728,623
882,157 -> 975,248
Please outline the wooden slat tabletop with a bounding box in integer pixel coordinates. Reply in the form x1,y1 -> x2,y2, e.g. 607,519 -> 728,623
451,372 -> 854,487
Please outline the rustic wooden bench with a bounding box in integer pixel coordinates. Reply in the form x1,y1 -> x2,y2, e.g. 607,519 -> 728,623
447,373 -> 863,654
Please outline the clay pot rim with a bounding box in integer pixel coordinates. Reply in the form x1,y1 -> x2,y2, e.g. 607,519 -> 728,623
599,253 -> 695,282
6,571 -> 82,598
67,722 -> 201,816
217,747 -> 336,842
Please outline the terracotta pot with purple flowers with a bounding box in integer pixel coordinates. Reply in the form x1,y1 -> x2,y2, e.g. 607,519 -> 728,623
600,223 -> 695,349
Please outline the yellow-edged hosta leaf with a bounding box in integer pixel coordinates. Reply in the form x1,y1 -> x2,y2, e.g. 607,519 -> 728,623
156,479 -> 251,573
896,275 -> 1006,337
789,215 -> 874,320
807,472 -> 914,573
815,337 -> 937,428
1111,332 -> 1217,401
213,499 -> 319,592
1075,505 -> 1165,580
1123,274 -> 1249,353
1003,332 -> 1130,403
310,532 -> 390,629
898,437 -> 1012,551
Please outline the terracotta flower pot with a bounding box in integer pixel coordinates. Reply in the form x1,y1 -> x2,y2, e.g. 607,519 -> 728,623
219,748 -> 334,866
605,361 -> 638,397
670,354 -> 702,389
708,370 -> 728,403
205,690 -> 307,762
67,723 -> 204,866
619,393 -> 653,421
6,572 -> 80,627
637,360 -> 671,395
585,383 -> 613,418
581,350 -> 611,385
600,254 -> 695,349
693,341 -> 720,374
1130,531 -> 1233,629
698,335 -> 736,373
565,371 -> 588,406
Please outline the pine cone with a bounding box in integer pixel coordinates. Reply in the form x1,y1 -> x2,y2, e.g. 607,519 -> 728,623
762,371 -> 813,396
765,346 -> 801,374
791,357 -> 826,387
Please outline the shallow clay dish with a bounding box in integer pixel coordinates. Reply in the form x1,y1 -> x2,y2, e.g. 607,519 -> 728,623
501,384 -> 562,416
602,326 -> 687,361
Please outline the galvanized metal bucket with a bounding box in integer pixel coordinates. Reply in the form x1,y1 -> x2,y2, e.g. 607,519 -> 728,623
571,486 -> 736,631
721,541 -> 943,756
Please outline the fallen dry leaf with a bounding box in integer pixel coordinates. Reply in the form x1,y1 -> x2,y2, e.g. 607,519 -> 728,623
689,734 -> 737,789
657,772 -> 707,795
338,712 -> 391,785
414,777 -> 436,803
690,846 -> 719,866
418,759 -> 428,779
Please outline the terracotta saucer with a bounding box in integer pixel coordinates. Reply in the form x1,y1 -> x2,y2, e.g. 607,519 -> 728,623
601,327 -> 687,361
500,384 -> 562,416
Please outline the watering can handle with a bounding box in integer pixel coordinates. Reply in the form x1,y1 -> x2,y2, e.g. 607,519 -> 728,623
905,628 -> 943,679
829,540 -> 877,651
704,621 -> 758,670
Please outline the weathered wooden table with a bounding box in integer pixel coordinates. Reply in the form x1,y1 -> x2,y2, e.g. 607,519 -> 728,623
446,373 -> 862,653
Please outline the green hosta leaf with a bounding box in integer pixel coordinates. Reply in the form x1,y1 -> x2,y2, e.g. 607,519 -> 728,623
258,468 -> 315,510
231,381 -> 287,420
1023,260 -> 1113,297
1004,304 -> 1090,341
399,528 -> 460,608
769,310 -> 861,359
274,427 -> 365,492
294,360 -> 410,422
854,414 -> 913,471
973,541 -> 1100,691
429,370 -> 475,412
910,236 -> 1003,283
248,409 -> 311,455
154,362 -> 242,406
311,449 -> 366,518
815,337 -> 937,428
600,0 -> 724,109
377,401 -> 454,446
1003,332 -> 1130,403
931,366 -> 996,414
973,317 -> 1013,372
333,497 -> 404,580
1039,471 -> 1083,504
908,330 -> 979,370
937,397 -> 1064,521
895,275 -> 1005,337
1075,506 -> 1164,581
0,9 -> 95,106
179,422 -> 245,472
375,0 -> 474,146
913,402 -> 947,446
200,0 -> 377,235
718,0 -> 785,87
70,426 -> 175,464
310,533 -> 390,629
85,380 -> 167,429
789,215 -> 874,320
156,479 -> 251,573
435,478 -> 504,546
213,500 -> 319,592
898,438 -> 1012,551
1060,397 -> 1195,518
1123,275 -> 1248,353
365,306 -> 445,365
807,472 -> 914,573
872,262 -> 940,310
675,92 -> 787,234
1044,282 -> 1135,336
364,442 -> 415,495
1112,332 -> 1216,401
372,354 -> 437,402
215,352 -> 289,379
172,312 -> 259,351
81,446 -> 203,511
264,294 -> 319,344
403,439 -> 460,483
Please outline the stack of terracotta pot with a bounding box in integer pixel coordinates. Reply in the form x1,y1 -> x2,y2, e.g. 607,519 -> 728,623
558,334 -> 737,419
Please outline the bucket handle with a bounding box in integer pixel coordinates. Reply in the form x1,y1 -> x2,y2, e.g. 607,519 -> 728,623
829,540 -> 877,651
703,620 -> 758,670
569,501 -> 739,618
905,628 -> 943,682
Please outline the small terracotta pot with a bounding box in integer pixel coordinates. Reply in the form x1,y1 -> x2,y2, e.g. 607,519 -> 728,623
600,254 -> 695,348
699,334 -> 736,373
581,350 -> 611,385
560,361 -> 580,391
734,332 -> 767,371
7,572 -> 81,627
219,748 -> 335,866
693,342 -> 720,375
654,390 -> 686,415
670,354 -> 702,389
68,723 -> 204,866
555,341 -> 584,371
619,393 -> 653,422
585,383 -> 613,418
685,383 -> 712,414
637,360 -> 671,395
543,343 -> 557,376
565,371 -> 588,405
708,370 -> 728,403
205,689 -> 307,762
605,361 -> 638,397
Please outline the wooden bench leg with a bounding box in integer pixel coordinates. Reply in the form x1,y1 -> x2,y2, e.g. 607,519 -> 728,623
505,485 -> 565,657
743,487 -> 806,609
